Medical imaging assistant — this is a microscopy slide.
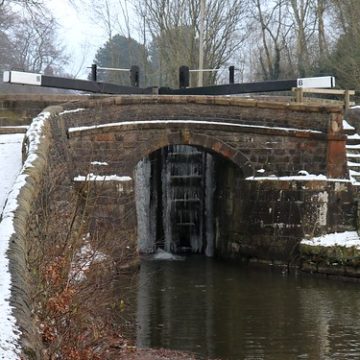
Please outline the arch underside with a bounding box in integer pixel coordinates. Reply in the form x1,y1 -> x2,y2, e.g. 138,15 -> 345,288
129,127 -> 254,178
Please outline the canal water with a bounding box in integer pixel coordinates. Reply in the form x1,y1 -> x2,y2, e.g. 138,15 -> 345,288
135,256 -> 360,359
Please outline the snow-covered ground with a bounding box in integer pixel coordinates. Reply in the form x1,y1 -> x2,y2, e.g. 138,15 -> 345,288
0,133 -> 24,359
0,134 -> 24,212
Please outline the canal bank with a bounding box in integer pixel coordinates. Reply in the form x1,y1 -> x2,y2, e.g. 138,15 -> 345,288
300,231 -> 360,278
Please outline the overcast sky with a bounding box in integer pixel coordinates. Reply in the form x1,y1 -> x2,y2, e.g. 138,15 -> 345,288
47,1 -> 108,78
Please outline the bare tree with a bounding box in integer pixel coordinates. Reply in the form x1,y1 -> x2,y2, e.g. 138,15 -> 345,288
249,0 -> 334,80
0,2 -> 68,79
316,0 -> 327,59
0,5 -> 15,71
251,0 -> 291,80
135,0 -> 249,87
325,0 -> 360,88
286,0 -> 315,76
10,10 -> 67,73
0,0 -> 43,9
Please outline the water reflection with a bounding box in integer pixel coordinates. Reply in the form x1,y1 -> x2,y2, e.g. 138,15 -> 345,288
136,257 -> 360,360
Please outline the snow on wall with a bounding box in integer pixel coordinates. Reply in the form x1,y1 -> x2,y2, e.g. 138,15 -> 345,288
68,119 -> 323,135
0,111 -> 51,359
59,108 -> 85,116
316,191 -> 329,227
301,231 -> 360,249
73,173 -> 131,182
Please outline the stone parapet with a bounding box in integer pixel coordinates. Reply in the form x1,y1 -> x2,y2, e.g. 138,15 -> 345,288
2,106 -> 63,358
60,95 -> 342,133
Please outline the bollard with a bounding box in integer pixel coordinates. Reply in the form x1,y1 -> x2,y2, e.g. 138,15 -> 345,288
229,66 -> 235,84
91,64 -> 97,82
179,66 -> 190,88
130,65 -> 140,87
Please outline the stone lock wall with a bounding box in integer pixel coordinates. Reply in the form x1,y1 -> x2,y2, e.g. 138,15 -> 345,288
0,94 -> 85,126
214,173 -> 355,263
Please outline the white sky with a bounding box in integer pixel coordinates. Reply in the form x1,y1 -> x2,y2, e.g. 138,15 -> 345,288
47,1 -> 108,78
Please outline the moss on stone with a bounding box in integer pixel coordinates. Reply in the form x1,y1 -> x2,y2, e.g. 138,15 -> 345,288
300,243 -> 360,270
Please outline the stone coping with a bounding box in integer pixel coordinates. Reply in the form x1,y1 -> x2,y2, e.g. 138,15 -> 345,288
67,119 -> 346,142
1,94 -> 343,114
72,95 -> 343,113
0,126 -> 28,134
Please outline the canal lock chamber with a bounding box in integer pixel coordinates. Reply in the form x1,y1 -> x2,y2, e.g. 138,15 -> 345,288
135,145 -> 244,257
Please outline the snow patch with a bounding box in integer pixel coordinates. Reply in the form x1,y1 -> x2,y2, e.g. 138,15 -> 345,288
346,144 -> 360,149
69,233 -> 107,283
246,173 -> 350,182
298,170 -> 309,176
151,249 -> 185,261
347,133 -> 360,140
301,231 -> 360,249
316,191 -> 328,227
0,134 -> 24,213
90,161 -> 109,166
59,108 -> 85,115
347,161 -> 360,167
73,173 -> 132,182
350,169 -> 360,176
343,119 -> 355,130
347,153 -> 360,158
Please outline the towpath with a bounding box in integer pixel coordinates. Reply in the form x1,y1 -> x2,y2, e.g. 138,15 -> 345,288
0,131 -> 24,359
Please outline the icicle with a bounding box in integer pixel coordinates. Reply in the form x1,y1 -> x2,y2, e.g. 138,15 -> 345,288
135,158 -> 155,253
205,154 -> 215,257
162,149 -> 173,252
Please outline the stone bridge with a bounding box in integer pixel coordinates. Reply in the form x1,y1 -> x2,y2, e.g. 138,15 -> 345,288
65,96 -> 347,178
46,95 -> 352,261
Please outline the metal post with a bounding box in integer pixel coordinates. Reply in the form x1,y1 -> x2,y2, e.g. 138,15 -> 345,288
229,66 -> 235,84
130,65 -> 140,87
91,64 -> 97,82
179,66 -> 190,88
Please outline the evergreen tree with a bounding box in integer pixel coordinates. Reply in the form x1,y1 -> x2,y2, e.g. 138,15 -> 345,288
93,34 -> 149,86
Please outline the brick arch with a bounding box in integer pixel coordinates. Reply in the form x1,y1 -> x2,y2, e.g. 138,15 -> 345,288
127,128 -> 255,178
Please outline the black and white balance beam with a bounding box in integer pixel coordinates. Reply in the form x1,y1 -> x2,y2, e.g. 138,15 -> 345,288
3,70 -> 335,96
2,71 -> 152,94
